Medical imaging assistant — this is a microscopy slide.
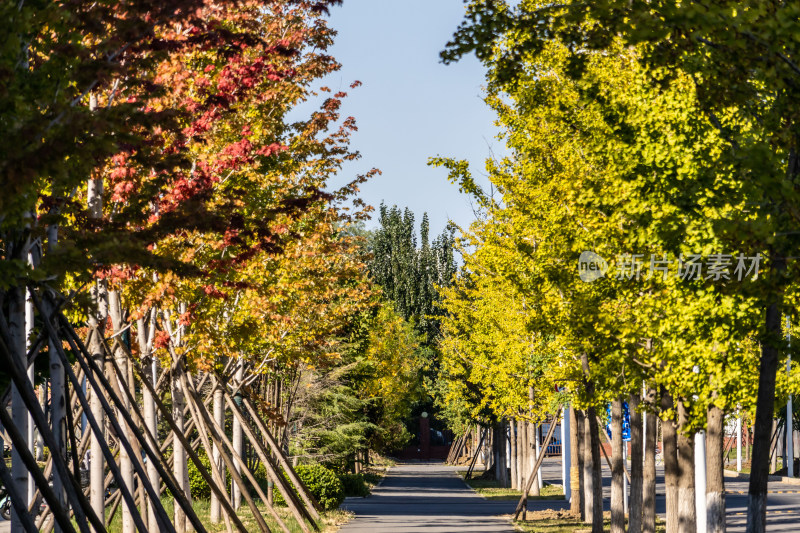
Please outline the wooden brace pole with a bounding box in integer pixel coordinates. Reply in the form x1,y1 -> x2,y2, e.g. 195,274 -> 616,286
513,406 -> 563,520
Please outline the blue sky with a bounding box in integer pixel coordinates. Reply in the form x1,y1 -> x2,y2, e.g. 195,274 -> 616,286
308,0 -> 504,236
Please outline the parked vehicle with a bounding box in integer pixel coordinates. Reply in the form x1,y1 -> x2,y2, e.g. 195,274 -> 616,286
0,484 -> 11,520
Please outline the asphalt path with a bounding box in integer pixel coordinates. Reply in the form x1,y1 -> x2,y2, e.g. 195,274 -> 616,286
339,462 -> 515,532
5,460 -> 800,532
340,459 -> 800,532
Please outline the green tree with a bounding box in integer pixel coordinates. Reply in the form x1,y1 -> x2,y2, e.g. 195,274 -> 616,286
443,3 -> 800,529
369,204 -> 457,344
434,21 -> 783,529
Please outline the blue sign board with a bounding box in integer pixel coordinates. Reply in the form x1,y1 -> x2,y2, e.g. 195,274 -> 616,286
605,402 -> 631,442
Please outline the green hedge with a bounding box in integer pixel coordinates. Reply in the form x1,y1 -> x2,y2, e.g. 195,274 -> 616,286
187,453 -> 213,500
339,473 -> 370,498
188,454 -> 347,510
274,464 -> 345,511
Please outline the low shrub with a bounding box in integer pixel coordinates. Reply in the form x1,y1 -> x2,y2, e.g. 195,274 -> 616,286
250,460 -> 271,494
187,453 -> 213,500
274,463 -> 345,510
339,473 -> 370,497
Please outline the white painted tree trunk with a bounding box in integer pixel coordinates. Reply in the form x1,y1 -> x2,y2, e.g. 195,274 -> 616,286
9,285 -> 29,532
46,223 -> 68,533
117,360 -> 135,533
517,420 -> 524,489
25,283 -> 36,504
528,421 -> 539,496
232,359 -> 244,509
518,421 -> 526,490
109,291 -> 134,533
737,415 -> 742,472
535,424 -> 543,489
88,355 -> 106,531
788,316 -> 794,477
35,384 -> 45,461
210,387 -> 225,523
695,432 -> 707,533
172,375 -> 189,533
562,408 -> 571,500
137,310 -> 160,530
87,133 -> 108,530
144,354 -> 160,530
509,419 -> 518,489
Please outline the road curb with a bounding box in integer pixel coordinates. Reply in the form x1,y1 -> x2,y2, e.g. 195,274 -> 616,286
724,469 -> 800,486
457,471 -> 489,499
374,466 -> 391,489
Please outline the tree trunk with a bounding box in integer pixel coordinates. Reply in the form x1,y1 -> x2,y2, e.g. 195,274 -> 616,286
144,354 -> 160,530
611,398 -> 625,533
25,284 -> 35,504
535,424 -> 544,491
47,307 -> 67,532
493,422 -> 499,480
517,418 -> 525,490
746,293 -> 784,533
86,127 -> 107,532
583,409 -> 594,523
707,404 -> 726,533
232,359 -> 245,508
677,401 -> 696,533
509,419 -> 518,489
137,309 -> 160,532
529,421 -> 540,495
35,383 -> 45,461
629,392 -> 643,533
520,419 -> 529,492
109,291 -> 135,533
662,390 -> 679,533
561,407 -> 571,507
172,375 -> 189,533
494,421 -> 509,487
87,281 -> 108,533
587,406 -> 603,533
210,386 -> 224,523
581,352 -> 603,533
501,420 -> 510,488
643,406 -> 657,533
44,218 -> 68,533
571,407 -> 584,517
484,426 -> 492,472
9,285 -> 29,532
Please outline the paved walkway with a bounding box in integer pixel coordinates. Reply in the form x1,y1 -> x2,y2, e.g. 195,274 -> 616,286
533,457 -> 800,532
339,462 -> 515,532
339,459 -> 800,532
5,460 -> 800,532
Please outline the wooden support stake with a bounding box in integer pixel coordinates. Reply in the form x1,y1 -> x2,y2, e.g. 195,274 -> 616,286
38,416 -> 94,533
178,367 -> 275,533
213,374 -> 317,530
0,449 -> 40,533
466,428 -> 485,479
242,395 -> 323,515
50,316 -> 169,533
119,341 -> 251,533
0,331 -> 97,533
56,311 -> 221,533
513,406 -> 563,520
